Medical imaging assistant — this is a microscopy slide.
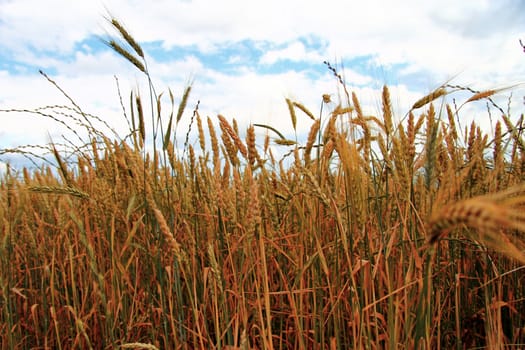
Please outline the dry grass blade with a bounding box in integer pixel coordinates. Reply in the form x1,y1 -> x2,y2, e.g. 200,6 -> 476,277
120,343 -> 159,350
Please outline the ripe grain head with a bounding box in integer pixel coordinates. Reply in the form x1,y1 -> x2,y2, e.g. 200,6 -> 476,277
412,87 -> 447,110
428,184 -> 525,263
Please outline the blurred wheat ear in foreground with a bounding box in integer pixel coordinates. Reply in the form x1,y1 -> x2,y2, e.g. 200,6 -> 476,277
428,183 -> 525,264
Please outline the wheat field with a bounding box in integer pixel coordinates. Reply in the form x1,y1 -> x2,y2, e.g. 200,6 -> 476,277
1,19 -> 525,349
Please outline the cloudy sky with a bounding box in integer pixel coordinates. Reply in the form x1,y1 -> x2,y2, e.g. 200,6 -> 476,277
1,0 -> 525,171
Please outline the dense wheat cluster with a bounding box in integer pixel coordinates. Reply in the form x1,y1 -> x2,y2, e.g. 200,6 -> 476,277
1,19 -> 525,349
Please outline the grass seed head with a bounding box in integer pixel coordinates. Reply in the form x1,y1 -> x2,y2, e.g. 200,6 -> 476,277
107,40 -> 145,73
110,18 -> 144,58
412,87 -> 447,110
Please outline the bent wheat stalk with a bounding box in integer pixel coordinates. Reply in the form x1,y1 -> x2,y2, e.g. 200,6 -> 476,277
411,87 -> 447,110
428,183 -> 525,264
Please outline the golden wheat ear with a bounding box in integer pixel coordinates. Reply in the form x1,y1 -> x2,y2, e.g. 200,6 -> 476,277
428,183 -> 525,264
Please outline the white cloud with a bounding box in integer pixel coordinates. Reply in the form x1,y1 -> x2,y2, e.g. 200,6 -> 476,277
0,0 -> 100,55
1,0 -> 525,169
260,41 -> 322,65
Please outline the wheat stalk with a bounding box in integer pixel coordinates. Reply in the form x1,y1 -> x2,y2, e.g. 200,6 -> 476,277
465,89 -> 497,103
28,186 -> 89,199
120,343 -> 159,350
382,85 -> 394,137
152,205 -> 186,265
412,87 -> 447,110
274,139 -> 296,146
304,119 -> 321,165
285,98 -> 297,131
196,113 -> 206,153
246,124 -> 258,168
491,121 -> 505,188
221,130 -> 239,167
207,116 -> 220,167
428,184 -> 525,264
405,112 -> 417,162
176,86 -> 191,125
218,114 -> 248,160
107,40 -> 145,73
351,92 -> 362,118
207,243 -> 224,294
292,101 -> 316,120
460,85 -> 520,108
134,93 -> 146,147
244,167 -> 261,235
321,138 -> 335,161
109,18 -> 144,58
302,166 -> 330,206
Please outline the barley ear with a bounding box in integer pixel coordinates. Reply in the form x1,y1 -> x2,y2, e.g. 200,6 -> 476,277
110,18 -> 144,58
286,98 -> 297,131
28,185 -> 89,199
220,122 -> 239,167
50,142 -> 71,187
382,85 -> 393,137
292,101 -> 316,120
304,119 -> 321,165
218,114 -> 248,160
207,117 -> 220,167
465,89 -> 496,103
274,139 -> 297,146
176,85 -> 192,124
246,124 -> 258,168
162,88 -> 176,151
428,184 -> 525,264
412,87 -> 447,110
424,104 -> 439,190
106,40 -> 145,73
352,91 -> 363,119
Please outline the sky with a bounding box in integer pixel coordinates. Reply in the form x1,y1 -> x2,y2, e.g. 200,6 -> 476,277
1,0 -> 525,173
